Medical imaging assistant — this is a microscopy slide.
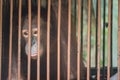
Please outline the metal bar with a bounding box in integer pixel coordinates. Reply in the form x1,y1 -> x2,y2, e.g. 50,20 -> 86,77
118,0 -> 120,80
102,0 -> 106,79
77,0 -> 81,79
47,0 -> 51,80
27,0 -> 32,80
87,0 -> 91,80
110,0 -> 113,75
8,0 -> 13,80
97,0 -> 101,80
37,0 -> 41,80
18,0 -> 22,80
107,0 -> 112,79
57,0 -> 61,80
0,0 -> 3,79
80,1 -> 84,78
67,0 -> 71,80
95,0 -> 98,69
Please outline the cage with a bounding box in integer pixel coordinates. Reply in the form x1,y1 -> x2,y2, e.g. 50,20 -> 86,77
0,0 -> 120,80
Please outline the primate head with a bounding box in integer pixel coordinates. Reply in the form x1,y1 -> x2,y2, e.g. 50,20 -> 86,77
22,15 -> 47,59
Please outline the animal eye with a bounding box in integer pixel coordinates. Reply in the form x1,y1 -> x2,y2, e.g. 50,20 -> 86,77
22,30 -> 28,38
33,29 -> 38,36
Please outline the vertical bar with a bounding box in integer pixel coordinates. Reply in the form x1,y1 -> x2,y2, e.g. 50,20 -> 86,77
8,0 -> 13,80
87,0 -> 91,80
57,0 -> 61,80
47,0 -> 51,80
27,0 -> 31,80
37,0 -> 41,80
18,0 -> 22,80
107,0 -> 112,79
0,0 -> 2,79
118,0 -> 120,80
95,0 -> 98,69
67,0 -> 71,80
110,0 -> 113,75
102,0 -> 106,79
97,0 -> 101,80
80,1 -> 84,77
77,0 -> 81,79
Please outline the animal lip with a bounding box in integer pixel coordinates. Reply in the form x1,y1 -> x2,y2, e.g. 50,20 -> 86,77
31,53 -> 38,57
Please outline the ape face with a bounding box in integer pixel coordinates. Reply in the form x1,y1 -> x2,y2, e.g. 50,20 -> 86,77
22,15 -> 47,59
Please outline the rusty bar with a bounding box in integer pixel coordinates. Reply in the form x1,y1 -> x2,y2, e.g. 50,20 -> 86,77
18,0 -> 22,80
107,0 -> 112,79
67,0 -> 71,80
57,0 -> 61,80
37,0 -> 41,80
87,0 -> 91,80
0,0 -> 2,80
97,0 -> 101,80
8,0 -> 13,80
47,0 -> 51,80
77,0 -> 81,79
27,0 -> 32,80
118,0 -> 120,80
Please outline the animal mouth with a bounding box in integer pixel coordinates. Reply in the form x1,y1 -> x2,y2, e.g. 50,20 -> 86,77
29,49 -> 43,59
31,52 -> 42,59
30,53 -> 38,59
31,53 -> 38,57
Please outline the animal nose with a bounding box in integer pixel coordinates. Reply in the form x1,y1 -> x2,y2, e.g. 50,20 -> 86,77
31,37 -> 36,45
